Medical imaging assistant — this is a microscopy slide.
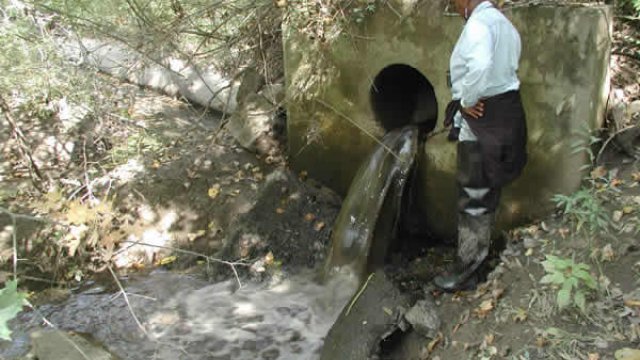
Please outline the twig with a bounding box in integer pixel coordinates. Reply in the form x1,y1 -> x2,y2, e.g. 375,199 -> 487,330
345,272 -> 375,316
0,93 -> 46,191
107,265 -> 148,337
118,240 -> 249,288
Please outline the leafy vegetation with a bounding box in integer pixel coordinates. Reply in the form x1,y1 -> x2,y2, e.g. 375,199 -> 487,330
0,281 -> 27,341
620,0 -> 640,16
540,255 -> 598,312
552,188 -> 610,234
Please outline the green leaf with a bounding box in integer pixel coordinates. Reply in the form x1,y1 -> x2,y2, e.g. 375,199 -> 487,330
546,327 -> 562,337
541,260 -> 556,273
540,272 -> 565,285
557,286 -> 572,309
553,257 -> 573,271
565,277 -> 578,290
574,291 -> 586,312
574,263 -> 590,271
0,280 -> 27,341
573,269 -> 597,289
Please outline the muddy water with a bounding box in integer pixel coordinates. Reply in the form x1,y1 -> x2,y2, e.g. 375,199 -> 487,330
325,126 -> 420,278
5,269 -> 358,360
3,116 -> 424,359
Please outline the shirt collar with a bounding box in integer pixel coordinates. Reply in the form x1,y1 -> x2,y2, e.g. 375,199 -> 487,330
470,1 -> 493,18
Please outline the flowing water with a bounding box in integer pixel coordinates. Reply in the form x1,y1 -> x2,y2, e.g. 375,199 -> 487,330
5,269 -> 358,360
324,126 -> 420,278
5,127 -> 422,360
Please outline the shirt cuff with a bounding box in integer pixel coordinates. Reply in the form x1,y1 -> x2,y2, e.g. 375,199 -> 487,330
460,96 -> 479,108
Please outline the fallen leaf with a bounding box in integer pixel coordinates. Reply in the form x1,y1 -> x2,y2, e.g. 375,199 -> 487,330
526,225 -> 539,235
611,178 -> 625,187
304,213 -> 316,222
276,208 -> 285,214
513,308 -> 528,322
615,348 -> 640,360
427,332 -> 443,353
131,262 -> 145,270
588,353 -> 600,360
383,307 -> 393,316
208,184 -> 221,199
484,333 -> 495,346
591,166 -> 608,179
187,230 -> 206,242
264,251 -> 274,265
314,221 -> 325,231
624,206 -> 635,214
474,299 -> 495,318
602,244 -> 615,262
157,255 -> 177,266
535,336 -> 547,348
632,172 -> 640,182
558,228 -> 570,238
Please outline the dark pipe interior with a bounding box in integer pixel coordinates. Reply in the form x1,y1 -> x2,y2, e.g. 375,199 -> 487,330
369,64 -> 438,132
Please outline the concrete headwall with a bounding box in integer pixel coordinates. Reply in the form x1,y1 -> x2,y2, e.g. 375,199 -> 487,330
284,1 -> 611,238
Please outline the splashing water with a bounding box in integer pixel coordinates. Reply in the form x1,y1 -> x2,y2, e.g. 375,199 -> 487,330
6,269 -> 359,360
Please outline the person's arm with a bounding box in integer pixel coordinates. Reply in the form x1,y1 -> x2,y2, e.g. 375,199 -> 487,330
459,21 -> 494,112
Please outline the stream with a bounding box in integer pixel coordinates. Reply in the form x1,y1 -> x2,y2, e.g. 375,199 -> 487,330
3,125 -> 427,360
5,269 -> 358,360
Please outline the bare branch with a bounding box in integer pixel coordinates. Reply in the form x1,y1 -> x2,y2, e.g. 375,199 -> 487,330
118,240 -> 250,288
107,265 -> 148,337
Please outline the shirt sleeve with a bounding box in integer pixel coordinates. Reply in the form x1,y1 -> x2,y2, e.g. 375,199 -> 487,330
459,21 -> 494,108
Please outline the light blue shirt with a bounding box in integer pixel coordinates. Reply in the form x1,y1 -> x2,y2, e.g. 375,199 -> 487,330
450,1 -> 522,111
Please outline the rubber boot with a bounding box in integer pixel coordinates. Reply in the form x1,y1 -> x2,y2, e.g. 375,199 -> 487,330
433,212 -> 492,292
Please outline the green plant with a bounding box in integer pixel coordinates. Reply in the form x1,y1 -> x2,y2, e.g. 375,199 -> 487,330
0,280 -> 27,341
540,255 -> 597,312
619,0 -> 640,16
569,127 -> 601,171
552,188 -> 610,234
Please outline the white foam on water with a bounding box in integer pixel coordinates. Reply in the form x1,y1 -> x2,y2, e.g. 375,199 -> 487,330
152,270 -> 359,360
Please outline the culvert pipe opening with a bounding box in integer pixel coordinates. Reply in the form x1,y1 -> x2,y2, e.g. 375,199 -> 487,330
369,64 -> 438,133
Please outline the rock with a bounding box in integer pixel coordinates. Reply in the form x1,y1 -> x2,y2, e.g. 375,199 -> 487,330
236,67 -> 265,106
227,94 -> 279,153
404,298 -> 441,338
31,330 -> 116,360
611,102 -> 628,131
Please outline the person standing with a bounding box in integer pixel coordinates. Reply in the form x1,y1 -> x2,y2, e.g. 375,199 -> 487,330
434,0 -> 528,291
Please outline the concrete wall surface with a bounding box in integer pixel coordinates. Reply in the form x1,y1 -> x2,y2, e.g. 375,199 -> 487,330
284,1 -> 612,238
